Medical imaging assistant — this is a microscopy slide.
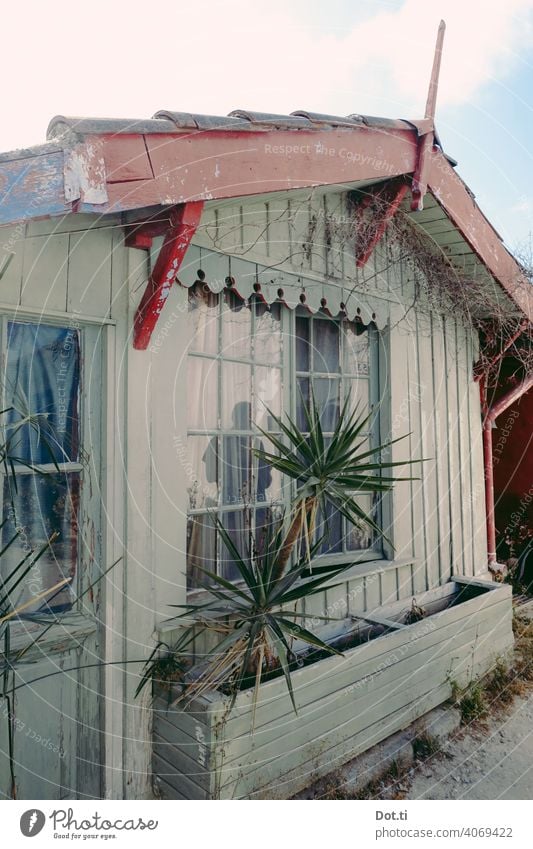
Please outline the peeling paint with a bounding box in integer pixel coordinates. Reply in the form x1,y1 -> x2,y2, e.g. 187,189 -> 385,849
64,144 -> 108,205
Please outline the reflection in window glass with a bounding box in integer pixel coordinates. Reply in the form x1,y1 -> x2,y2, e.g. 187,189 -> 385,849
254,302 -> 281,364
187,514 -> 216,588
187,435 -> 218,510
186,294 -> 379,588
220,510 -> 250,582
2,322 -> 83,614
313,318 -> 340,374
295,316 -> 310,372
254,366 -> 281,428
313,378 -> 340,432
187,358 -> 218,430
222,291 -> 251,359
189,285 -> 218,354
221,363 -> 252,429
5,322 -> 80,463
343,321 -> 369,375
2,472 -> 79,613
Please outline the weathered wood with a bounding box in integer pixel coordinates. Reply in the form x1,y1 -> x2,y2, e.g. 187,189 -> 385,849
67,229 -> 114,316
153,580 -> 513,798
133,202 -> 204,349
219,597 -> 510,736
456,322 -> 474,577
0,225 -> 24,304
153,734 -> 211,792
152,752 -> 208,800
417,309 -> 438,590
21,234 -> 69,312
217,616 -> 502,768
220,640 -> 499,797
0,151 -> 68,225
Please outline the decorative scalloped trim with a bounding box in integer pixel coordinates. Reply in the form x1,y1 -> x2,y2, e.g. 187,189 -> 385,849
177,245 -> 387,328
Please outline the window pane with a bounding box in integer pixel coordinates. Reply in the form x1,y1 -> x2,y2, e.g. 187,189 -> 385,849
5,323 -> 80,463
252,438 -> 281,505
221,362 -> 252,428
254,366 -> 281,431
313,378 -> 340,432
255,506 -> 283,558
187,513 -> 216,589
314,499 -> 342,555
187,357 -> 218,429
296,377 -> 310,430
295,316 -> 310,372
346,493 -> 375,551
254,302 -> 281,364
221,435 -> 251,505
220,510 -> 250,582
189,286 -> 218,354
343,322 -> 369,375
187,435 -> 218,510
1,472 -> 79,613
221,291 -> 251,359
313,318 -> 340,374
346,378 -> 370,417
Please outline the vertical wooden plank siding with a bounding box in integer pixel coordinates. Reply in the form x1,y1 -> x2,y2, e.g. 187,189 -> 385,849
468,333 -> 489,574
416,309 -> 438,591
0,224 -> 25,305
457,323 -> 474,577
444,318 -> 464,577
387,303 -> 415,561
431,314 -> 453,585
2,215 -> 117,319
408,304 -> 428,594
21,234 -> 69,312
453,320 -> 469,575
67,229 -> 114,316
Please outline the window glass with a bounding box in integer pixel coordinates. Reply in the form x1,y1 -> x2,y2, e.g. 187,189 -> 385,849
187,358 -> 218,430
295,316 -> 310,372
186,296 -> 379,589
221,364 -> 252,429
313,377 -> 340,431
4,322 -> 80,463
254,302 -> 281,364
221,291 -> 251,359
313,318 -> 340,374
2,322 -> 83,614
187,435 -> 218,510
343,320 -> 369,375
2,473 -> 79,613
189,285 -> 218,354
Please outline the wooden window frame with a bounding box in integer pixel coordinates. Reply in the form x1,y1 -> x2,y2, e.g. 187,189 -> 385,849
0,315 -> 104,650
186,291 -> 386,593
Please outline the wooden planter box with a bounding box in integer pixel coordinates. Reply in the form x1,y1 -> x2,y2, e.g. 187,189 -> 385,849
152,577 -> 513,800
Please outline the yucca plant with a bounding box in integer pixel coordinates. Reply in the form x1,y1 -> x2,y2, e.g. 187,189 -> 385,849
138,515 -> 360,724
254,392 -> 420,577
138,393 -> 421,720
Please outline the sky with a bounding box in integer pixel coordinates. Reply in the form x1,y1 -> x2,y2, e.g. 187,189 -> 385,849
1,0 -> 532,253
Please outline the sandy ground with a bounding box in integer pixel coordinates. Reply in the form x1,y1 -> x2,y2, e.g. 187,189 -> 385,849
406,690 -> 533,800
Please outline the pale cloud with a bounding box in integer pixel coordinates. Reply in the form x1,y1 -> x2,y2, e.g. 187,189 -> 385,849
0,0 -> 532,151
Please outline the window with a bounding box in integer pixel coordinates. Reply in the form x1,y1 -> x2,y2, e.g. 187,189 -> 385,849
186,285 -> 381,590
1,321 -> 85,614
